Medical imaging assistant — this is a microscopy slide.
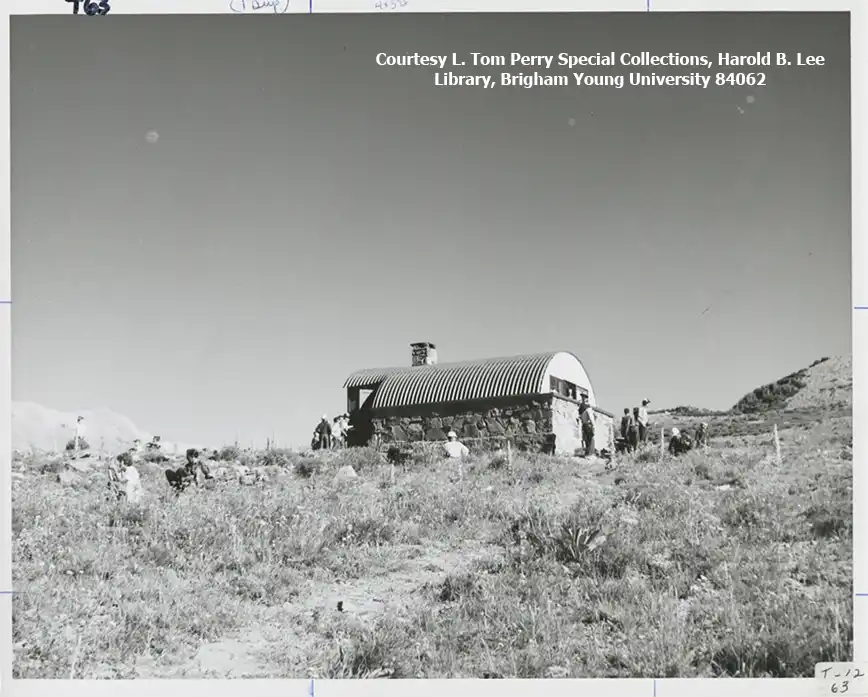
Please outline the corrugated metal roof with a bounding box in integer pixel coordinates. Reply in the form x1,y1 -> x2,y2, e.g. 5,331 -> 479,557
343,367 -> 406,389
371,352 -> 558,409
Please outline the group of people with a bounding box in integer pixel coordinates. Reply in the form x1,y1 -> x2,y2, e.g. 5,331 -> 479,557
618,399 -> 652,452
311,413 -> 350,451
94,396 -> 713,504
164,448 -> 214,493
104,440 -> 216,502
668,422 -> 708,456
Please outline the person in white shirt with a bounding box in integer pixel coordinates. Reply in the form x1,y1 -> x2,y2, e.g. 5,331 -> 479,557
637,399 -> 650,443
124,463 -> 144,505
443,431 -> 470,459
332,415 -> 348,448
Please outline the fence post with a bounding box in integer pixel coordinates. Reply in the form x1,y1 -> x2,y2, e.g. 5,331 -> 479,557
660,427 -> 665,458
773,424 -> 781,465
507,440 -> 512,467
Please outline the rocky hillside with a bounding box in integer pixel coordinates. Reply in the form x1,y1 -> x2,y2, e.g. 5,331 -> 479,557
646,356 -> 851,440
731,356 -> 851,414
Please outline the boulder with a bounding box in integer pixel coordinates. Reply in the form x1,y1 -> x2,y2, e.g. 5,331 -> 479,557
125,466 -> 144,504
66,460 -> 92,474
334,465 -> 358,483
57,471 -> 79,487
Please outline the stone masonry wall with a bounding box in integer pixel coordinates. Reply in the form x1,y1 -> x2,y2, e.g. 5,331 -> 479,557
370,394 -> 616,455
371,395 -> 556,454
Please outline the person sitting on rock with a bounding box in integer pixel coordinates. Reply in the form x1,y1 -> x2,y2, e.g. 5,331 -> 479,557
165,448 -> 212,493
668,427 -> 693,456
443,431 -> 470,459
108,452 -> 132,501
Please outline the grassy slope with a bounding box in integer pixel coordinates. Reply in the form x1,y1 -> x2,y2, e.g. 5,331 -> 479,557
12,407 -> 852,678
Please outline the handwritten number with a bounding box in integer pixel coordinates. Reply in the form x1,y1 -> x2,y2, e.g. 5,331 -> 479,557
68,0 -> 110,14
842,682 -> 850,694
374,0 -> 406,9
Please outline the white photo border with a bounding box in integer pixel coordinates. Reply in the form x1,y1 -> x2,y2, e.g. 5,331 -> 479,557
0,2 -> 862,697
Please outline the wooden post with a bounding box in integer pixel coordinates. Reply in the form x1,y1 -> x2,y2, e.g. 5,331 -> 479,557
507,440 -> 513,467
773,424 -> 781,466
660,427 -> 665,457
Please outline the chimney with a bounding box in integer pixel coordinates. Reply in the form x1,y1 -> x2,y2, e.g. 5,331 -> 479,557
411,342 -> 437,367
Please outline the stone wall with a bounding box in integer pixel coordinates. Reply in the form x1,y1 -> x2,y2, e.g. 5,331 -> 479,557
369,394 -> 615,455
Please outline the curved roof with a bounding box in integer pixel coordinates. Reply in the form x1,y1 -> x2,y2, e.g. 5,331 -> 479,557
371,352 -> 567,410
343,367 -> 405,389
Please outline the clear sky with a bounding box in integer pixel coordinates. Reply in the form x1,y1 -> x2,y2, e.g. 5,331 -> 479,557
10,13 -> 850,449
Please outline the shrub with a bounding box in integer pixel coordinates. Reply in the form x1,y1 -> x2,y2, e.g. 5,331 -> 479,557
218,445 -> 242,461
294,457 -> 319,478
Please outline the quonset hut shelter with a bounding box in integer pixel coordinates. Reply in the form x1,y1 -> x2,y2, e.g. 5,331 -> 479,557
343,342 -> 614,455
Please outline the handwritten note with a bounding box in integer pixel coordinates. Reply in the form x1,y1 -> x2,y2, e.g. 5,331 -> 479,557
374,0 -> 407,10
229,0 -> 289,13
816,664 -> 868,696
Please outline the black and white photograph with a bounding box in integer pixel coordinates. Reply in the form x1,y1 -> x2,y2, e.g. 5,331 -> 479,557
9,12 -> 852,679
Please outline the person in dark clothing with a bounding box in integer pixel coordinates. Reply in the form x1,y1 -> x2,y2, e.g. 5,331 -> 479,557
314,415 -> 333,450
108,452 -> 132,501
165,448 -> 211,493
621,409 -> 636,452
621,409 -> 633,440
628,407 -> 641,452
580,405 -> 596,457
668,428 -> 693,456
694,422 -> 709,448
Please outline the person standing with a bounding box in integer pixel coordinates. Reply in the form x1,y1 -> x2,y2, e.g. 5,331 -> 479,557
443,431 -> 470,459
332,414 -> 349,449
620,408 -> 633,450
314,415 -> 333,451
580,404 -> 596,457
628,408 -> 641,452
73,415 -> 87,455
694,422 -> 709,448
637,399 -> 650,443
